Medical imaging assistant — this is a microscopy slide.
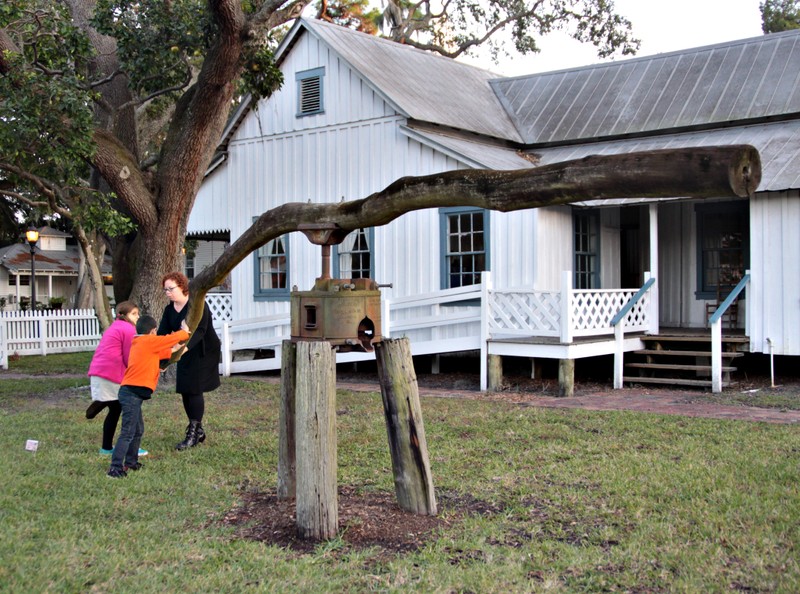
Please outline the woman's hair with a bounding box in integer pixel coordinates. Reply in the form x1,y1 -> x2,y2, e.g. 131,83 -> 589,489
115,300 -> 138,320
161,271 -> 190,295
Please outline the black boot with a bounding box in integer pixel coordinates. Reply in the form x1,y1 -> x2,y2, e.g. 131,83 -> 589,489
196,424 -> 206,444
175,420 -> 202,450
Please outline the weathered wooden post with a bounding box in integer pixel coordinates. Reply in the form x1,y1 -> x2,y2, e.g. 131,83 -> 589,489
277,339 -> 296,499
294,340 -> 338,539
375,337 -> 437,515
487,354 -> 503,391
558,359 -> 575,397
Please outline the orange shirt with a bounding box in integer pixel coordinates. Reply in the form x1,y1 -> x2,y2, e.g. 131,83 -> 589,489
121,331 -> 190,392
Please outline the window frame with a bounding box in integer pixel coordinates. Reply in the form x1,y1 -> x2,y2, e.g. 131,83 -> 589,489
695,201 -> 749,299
573,210 -> 600,290
439,207 -> 490,290
295,67 -> 325,117
254,234 -> 290,301
333,228 -> 374,279
185,254 -> 195,280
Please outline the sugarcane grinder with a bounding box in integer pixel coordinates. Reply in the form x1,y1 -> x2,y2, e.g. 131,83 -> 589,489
290,224 -> 385,352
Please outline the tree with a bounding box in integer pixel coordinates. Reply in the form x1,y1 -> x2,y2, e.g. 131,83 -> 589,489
761,0 -> 800,33
317,0 -> 640,61
1,0 -> 634,323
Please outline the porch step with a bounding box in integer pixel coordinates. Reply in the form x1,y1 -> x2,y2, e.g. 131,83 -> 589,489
625,363 -> 737,372
623,332 -> 747,390
622,376 -> 728,388
642,334 -> 749,345
634,349 -> 744,358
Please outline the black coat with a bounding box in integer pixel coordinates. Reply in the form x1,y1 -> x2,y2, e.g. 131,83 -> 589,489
158,300 -> 221,394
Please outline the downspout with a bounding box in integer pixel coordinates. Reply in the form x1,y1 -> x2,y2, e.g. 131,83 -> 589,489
766,337 -> 775,388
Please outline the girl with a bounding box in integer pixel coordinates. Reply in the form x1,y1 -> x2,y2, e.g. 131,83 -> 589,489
86,301 -> 148,457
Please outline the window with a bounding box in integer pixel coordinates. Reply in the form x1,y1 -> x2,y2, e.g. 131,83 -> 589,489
296,67 -> 324,116
334,228 -> 373,279
185,255 -> 195,280
574,211 -> 599,289
255,236 -> 289,299
440,208 -> 489,289
9,274 -> 30,286
696,202 -> 748,298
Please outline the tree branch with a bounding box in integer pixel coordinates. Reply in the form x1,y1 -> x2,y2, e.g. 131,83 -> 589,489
91,129 -> 159,230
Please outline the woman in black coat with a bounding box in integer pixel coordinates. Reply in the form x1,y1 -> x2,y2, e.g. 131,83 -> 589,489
158,272 -> 221,450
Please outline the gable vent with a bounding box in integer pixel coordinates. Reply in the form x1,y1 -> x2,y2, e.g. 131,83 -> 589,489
296,67 -> 324,116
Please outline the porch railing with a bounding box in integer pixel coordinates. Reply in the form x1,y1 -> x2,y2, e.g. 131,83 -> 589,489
709,271 -> 750,393
611,275 -> 656,389
479,271 -> 654,389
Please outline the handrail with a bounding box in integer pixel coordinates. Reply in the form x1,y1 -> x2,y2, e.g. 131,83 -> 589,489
610,277 -> 656,327
709,273 -> 750,325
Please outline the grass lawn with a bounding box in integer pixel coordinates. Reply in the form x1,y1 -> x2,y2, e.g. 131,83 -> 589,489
1,354 -> 799,592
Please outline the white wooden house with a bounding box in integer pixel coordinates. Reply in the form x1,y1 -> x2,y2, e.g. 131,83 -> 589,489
189,18 -> 800,389
0,226 -> 112,310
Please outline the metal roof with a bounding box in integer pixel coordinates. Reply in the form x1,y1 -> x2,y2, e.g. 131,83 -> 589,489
492,29 -> 800,145
400,126 -> 534,170
532,119 -> 800,195
408,119 -> 800,194
294,18 -> 523,142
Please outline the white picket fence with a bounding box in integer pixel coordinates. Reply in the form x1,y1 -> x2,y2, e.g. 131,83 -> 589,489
0,309 -> 102,368
0,294 -> 235,370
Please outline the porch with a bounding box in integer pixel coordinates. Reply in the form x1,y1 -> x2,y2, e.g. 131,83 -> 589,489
210,269 -> 747,394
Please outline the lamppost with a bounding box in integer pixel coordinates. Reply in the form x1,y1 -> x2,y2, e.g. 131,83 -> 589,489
25,225 -> 39,310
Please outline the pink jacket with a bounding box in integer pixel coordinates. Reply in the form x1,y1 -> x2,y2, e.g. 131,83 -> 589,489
87,319 -> 136,383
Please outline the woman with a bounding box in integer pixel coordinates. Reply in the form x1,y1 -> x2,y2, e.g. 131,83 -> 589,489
158,272 -> 221,450
86,301 -> 147,457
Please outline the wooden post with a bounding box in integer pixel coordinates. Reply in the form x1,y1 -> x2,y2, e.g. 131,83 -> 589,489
558,359 -> 575,397
295,340 -> 338,539
487,354 -> 503,391
277,340 -> 296,500
375,338 -> 437,515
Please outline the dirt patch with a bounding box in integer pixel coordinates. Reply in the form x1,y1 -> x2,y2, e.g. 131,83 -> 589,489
220,486 -> 495,558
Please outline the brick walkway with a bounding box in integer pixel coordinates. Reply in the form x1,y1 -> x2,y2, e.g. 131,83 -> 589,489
325,378 -> 800,425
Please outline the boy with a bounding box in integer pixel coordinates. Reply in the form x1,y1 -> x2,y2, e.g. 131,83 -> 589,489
107,315 -> 190,478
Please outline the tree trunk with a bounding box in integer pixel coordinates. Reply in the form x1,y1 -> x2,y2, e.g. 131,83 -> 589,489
294,340 -> 338,540
375,338 -> 437,515
73,225 -> 112,330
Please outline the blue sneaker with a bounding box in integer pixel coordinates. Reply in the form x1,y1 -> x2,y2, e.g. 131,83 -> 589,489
100,448 -> 148,456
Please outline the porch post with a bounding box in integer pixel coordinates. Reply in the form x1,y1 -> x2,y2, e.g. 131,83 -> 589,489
648,204 -> 659,335
711,320 -> 723,393
221,322 -> 231,377
480,271 -> 491,391
613,322 -> 624,389
560,271 -> 573,343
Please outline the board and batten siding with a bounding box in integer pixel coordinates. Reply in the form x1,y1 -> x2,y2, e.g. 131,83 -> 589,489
189,26 -> 573,346
187,165 -> 233,235
749,190 -> 800,356
236,32 -> 395,140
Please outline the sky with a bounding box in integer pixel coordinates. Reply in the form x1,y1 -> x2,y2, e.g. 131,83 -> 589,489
458,0 -> 765,77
